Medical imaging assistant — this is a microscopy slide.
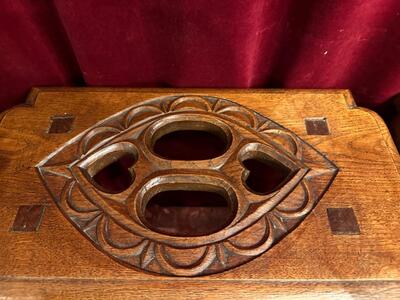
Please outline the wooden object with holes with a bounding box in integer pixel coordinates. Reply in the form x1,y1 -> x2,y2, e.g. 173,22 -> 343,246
1,88 -> 400,299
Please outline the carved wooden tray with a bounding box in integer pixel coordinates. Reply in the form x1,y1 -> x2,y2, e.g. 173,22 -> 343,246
2,88 -> 400,297
37,95 -> 337,276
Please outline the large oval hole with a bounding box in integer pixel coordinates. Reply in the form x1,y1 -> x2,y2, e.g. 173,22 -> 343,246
242,157 -> 295,195
151,121 -> 231,160
144,189 -> 236,237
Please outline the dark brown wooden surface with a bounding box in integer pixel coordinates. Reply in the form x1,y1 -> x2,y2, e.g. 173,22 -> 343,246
1,88 -> 400,298
11,205 -> 45,232
326,207 -> 360,235
305,117 -> 330,135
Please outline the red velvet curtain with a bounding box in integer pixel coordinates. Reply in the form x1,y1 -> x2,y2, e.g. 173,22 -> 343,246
1,0 -> 400,111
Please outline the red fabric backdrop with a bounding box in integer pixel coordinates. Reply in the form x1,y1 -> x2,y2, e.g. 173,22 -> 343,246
1,0 -> 400,111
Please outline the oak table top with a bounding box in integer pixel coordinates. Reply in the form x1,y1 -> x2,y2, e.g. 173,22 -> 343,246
0,88 -> 399,299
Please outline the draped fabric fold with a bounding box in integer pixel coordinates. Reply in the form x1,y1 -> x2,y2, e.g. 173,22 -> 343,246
1,0 -> 400,111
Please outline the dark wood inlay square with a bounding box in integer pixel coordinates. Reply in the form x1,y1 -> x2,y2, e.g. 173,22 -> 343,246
48,114 -> 75,133
327,207 -> 360,235
305,117 -> 330,135
11,205 -> 45,232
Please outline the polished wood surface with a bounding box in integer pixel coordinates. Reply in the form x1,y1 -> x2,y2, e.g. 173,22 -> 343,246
35,94 -> 337,276
1,88 -> 400,298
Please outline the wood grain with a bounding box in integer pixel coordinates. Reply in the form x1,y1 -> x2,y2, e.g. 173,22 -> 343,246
1,279 -> 400,299
35,94 -> 337,276
1,88 -> 400,298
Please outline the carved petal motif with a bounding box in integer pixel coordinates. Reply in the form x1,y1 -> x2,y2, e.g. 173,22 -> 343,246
37,95 -> 338,276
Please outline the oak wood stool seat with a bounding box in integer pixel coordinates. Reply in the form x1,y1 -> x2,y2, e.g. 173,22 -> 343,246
0,88 -> 399,299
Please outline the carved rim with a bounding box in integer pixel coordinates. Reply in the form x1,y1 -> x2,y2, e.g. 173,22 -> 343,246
238,142 -> 300,195
78,142 -> 138,194
143,113 -> 234,164
147,116 -> 233,160
136,175 -> 238,237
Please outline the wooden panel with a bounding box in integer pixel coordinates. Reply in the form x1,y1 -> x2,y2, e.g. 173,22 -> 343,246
0,280 -> 399,299
35,94 -> 337,276
1,88 -> 399,298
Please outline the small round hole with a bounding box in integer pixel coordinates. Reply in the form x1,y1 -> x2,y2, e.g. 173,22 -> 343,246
144,189 -> 236,237
151,120 -> 231,160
